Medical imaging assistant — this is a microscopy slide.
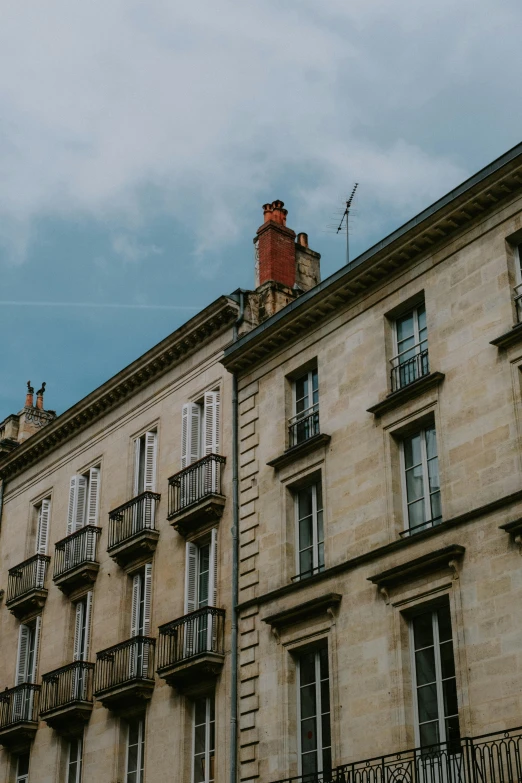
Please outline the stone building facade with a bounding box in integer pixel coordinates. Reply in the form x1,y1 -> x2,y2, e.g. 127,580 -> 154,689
2,143 -> 522,783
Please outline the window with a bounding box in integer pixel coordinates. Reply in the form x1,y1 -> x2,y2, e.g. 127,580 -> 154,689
14,618 -> 41,721
180,391 -> 221,505
289,369 -> 319,447
67,467 -> 100,536
67,737 -> 83,783
193,696 -> 215,783
411,605 -> 460,751
134,433 -> 157,496
73,593 -> 92,700
297,646 -> 331,780
401,425 -> 441,535
392,304 -> 429,391
16,754 -> 30,783
35,498 -> 51,585
126,716 -> 145,783
185,531 -> 218,655
295,482 -> 324,580
130,565 -> 152,677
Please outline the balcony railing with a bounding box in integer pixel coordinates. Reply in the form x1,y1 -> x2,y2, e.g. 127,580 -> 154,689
40,661 -> 94,716
288,407 -> 320,448
94,636 -> 156,697
0,684 -> 40,729
400,516 -> 443,538
390,348 -> 430,392
269,726 -> 522,783
6,554 -> 50,605
108,492 -> 160,550
168,454 -> 226,518
54,526 -> 101,579
158,607 -> 225,670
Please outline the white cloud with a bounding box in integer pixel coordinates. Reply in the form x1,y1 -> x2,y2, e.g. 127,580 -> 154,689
111,234 -> 163,264
0,0 -> 520,264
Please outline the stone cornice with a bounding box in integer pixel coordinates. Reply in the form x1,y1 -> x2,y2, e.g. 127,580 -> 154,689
224,143 -> 522,374
0,297 -> 239,482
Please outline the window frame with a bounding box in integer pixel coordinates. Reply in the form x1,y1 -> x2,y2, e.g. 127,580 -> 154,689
294,481 -> 325,580
125,715 -> 145,783
289,368 -> 319,446
391,303 -> 428,391
66,736 -> 83,783
399,425 -> 441,535
16,753 -> 30,783
296,645 -> 331,780
192,695 -> 215,783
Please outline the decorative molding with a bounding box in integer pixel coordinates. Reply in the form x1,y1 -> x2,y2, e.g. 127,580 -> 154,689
490,323 -> 522,350
368,545 -> 465,591
499,518 -> 522,552
366,372 -> 445,418
262,593 -> 342,630
267,433 -> 331,471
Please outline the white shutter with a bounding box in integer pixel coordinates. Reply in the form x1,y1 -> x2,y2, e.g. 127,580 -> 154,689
30,616 -> 41,683
73,601 -> 83,662
184,542 -> 198,614
74,476 -> 88,531
203,391 -> 220,455
130,573 -> 141,637
181,404 -> 190,469
84,592 -> 93,660
86,467 -> 100,526
37,499 -> 51,555
67,477 -> 78,536
133,437 -> 142,495
143,565 -> 152,636
208,529 -> 218,608
181,403 -> 201,468
16,625 -> 30,684
144,433 -> 157,493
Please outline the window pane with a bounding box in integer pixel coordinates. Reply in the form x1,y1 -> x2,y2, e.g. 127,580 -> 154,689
317,542 -> 325,571
430,491 -> 442,522
417,683 -> 439,722
317,509 -> 324,544
397,313 -> 414,343
319,647 -> 329,680
404,434 -> 422,469
299,516 -> 313,550
322,747 -> 332,777
406,465 -> 425,502
419,721 -> 440,748
437,607 -> 453,643
320,679 -> 330,714
298,487 -> 313,520
127,745 -> 138,773
408,498 -> 426,528
300,684 -> 316,719
415,648 -> 436,686
301,751 -> 317,778
299,549 -> 313,577
300,717 -> 317,753
194,724 -> 206,755
442,678 -> 458,718
427,456 -> 439,492
321,713 -> 331,748
194,754 -> 206,783
195,698 -> 206,725
17,756 -> 30,777
299,653 -> 316,685
425,427 -> 438,460
316,483 -> 323,513
128,719 -> 140,746
445,716 -> 461,750
440,642 -> 456,680
413,614 -> 434,650
417,305 -> 426,332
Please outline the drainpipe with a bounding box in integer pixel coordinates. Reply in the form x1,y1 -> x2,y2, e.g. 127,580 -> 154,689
231,290 -> 245,783
0,475 -> 4,530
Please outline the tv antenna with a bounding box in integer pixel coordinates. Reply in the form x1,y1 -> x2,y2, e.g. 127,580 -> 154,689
335,183 -> 358,265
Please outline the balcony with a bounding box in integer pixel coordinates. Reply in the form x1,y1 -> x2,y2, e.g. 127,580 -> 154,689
53,526 -> 101,596
157,607 -> 225,693
391,348 -> 429,392
167,455 -> 226,536
40,661 -> 94,735
107,492 -> 160,569
94,636 -> 155,715
6,554 -> 51,620
269,726 -> 522,783
0,684 -> 40,751
289,406 -> 320,449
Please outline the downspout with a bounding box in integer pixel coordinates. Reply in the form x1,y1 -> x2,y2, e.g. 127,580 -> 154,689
0,475 -> 4,529
230,290 -> 245,783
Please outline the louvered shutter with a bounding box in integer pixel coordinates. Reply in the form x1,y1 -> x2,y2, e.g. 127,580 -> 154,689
181,404 -> 202,507
74,476 -> 88,531
129,573 -> 141,678
143,433 -> 157,529
203,391 -> 220,495
142,565 -> 152,677
184,542 -> 198,657
67,477 -> 78,536
16,625 -> 30,684
208,529 -> 219,650
30,616 -> 41,683
73,601 -> 83,662
133,437 -> 142,495
37,499 -> 50,555
86,467 -> 100,526
84,592 -> 93,660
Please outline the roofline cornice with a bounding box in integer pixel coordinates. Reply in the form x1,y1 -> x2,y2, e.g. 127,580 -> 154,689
0,296 -> 239,482
223,142 -> 522,373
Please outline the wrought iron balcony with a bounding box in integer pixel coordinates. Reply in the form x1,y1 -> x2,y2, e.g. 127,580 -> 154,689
157,606 -> 225,692
6,554 -> 51,619
107,492 -> 160,568
0,684 -> 40,750
288,407 -> 320,448
167,455 -> 226,535
94,636 -> 156,714
40,661 -> 94,735
269,726 -> 522,783
390,348 -> 430,392
53,526 -> 101,595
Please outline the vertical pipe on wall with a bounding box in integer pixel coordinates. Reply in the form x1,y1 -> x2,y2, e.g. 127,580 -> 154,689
230,290 -> 245,783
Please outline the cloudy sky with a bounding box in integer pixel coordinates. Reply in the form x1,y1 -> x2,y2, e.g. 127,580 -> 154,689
1,0 -> 521,420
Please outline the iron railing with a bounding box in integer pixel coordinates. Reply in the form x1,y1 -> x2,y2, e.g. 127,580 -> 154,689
390,349 -> 430,392
94,636 -> 156,696
6,554 -> 51,604
270,726 -> 522,783
157,607 -> 225,670
0,684 -> 40,728
288,407 -> 320,448
53,526 -> 101,579
107,492 -> 160,550
167,454 -> 226,518
40,661 -> 94,715
400,516 -> 443,538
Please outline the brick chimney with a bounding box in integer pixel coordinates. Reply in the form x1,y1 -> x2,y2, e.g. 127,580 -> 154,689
252,200 -> 321,322
0,382 -> 57,453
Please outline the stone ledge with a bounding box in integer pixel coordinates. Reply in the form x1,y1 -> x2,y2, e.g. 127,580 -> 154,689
367,544 -> 465,589
262,592 -> 342,629
266,433 -> 331,470
367,372 -> 445,417
490,322 -> 522,349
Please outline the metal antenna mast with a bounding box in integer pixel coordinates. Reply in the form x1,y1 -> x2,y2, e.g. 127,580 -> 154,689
336,183 -> 358,265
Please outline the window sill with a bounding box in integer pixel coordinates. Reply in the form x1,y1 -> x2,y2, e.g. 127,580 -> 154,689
266,433 -> 331,471
490,322 -> 522,350
366,372 -> 445,418
367,544 -> 465,590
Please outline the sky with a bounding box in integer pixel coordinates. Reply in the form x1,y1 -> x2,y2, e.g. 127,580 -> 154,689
1,0 -> 522,420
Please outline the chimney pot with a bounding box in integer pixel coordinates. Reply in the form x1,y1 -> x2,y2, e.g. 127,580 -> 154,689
297,232 -> 308,248
36,382 -> 46,411
25,381 -> 34,408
